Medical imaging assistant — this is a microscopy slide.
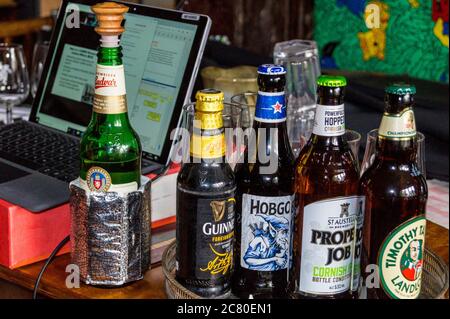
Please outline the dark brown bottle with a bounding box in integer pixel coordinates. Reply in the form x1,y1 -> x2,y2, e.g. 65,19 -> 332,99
232,65 -> 295,299
359,83 -> 427,299
290,75 -> 361,299
176,89 -> 236,298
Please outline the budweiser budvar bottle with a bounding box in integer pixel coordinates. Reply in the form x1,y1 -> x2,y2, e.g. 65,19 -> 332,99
80,3 -> 141,195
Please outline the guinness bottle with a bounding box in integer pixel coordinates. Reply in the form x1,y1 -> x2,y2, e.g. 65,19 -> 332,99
232,64 -> 295,299
359,83 -> 427,299
290,75 -> 362,299
176,89 -> 236,297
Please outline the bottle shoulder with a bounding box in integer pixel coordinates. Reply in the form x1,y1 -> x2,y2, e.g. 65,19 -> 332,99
359,160 -> 428,199
296,143 -> 358,175
80,126 -> 141,160
177,162 -> 236,193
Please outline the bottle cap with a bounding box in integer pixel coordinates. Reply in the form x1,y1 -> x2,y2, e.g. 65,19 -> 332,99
195,89 -> 224,112
91,2 -> 129,36
257,64 -> 286,75
385,83 -> 416,95
317,75 -> 347,87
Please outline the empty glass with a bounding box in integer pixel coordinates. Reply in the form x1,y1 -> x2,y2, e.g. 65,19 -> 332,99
274,40 -> 321,157
31,42 -> 49,98
345,129 -> 362,171
0,43 -> 30,124
230,92 -> 256,129
360,129 -> 426,178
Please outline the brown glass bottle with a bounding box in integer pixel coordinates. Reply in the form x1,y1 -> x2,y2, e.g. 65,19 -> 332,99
176,89 -> 236,298
290,75 -> 361,299
359,83 -> 427,299
232,64 -> 295,299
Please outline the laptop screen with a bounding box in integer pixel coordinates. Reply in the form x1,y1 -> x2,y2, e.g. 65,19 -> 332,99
33,3 -> 199,160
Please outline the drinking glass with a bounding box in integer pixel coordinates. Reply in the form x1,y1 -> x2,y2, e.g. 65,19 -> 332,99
31,42 -> 49,98
230,92 -> 256,129
360,129 -> 426,178
346,129 -> 362,171
274,40 -> 321,158
0,43 -> 30,124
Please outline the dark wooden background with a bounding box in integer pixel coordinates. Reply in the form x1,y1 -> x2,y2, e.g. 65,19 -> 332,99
1,0 -> 315,58
184,0 -> 314,56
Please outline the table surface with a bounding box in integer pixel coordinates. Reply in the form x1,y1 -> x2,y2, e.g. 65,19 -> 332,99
0,221 -> 447,299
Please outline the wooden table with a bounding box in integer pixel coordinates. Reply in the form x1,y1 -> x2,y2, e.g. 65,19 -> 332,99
0,221 -> 447,299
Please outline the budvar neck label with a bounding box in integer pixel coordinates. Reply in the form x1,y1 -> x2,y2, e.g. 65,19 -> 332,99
299,196 -> 364,295
93,64 -> 127,114
378,215 -> 426,299
312,104 -> 345,137
255,91 -> 287,123
241,194 -> 294,271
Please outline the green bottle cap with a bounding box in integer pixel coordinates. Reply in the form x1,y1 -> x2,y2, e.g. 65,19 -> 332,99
385,83 -> 416,95
317,75 -> 347,87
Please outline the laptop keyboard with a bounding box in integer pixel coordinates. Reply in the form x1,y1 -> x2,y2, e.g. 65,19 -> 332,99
0,122 -> 80,182
0,121 -> 156,183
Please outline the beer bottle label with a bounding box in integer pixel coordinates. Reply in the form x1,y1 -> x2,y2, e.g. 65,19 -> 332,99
190,195 -> 235,280
80,166 -> 138,196
255,91 -> 287,123
240,194 -> 294,271
378,107 -> 416,140
190,132 -> 226,159
378,215 -> 426,299
299,196 -> 364,295
312,104 -> 345,136
93,64 -> 127,114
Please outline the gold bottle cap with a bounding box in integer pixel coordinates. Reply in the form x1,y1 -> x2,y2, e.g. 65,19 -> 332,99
195,89 -> 224,112
91,2 -> 129,36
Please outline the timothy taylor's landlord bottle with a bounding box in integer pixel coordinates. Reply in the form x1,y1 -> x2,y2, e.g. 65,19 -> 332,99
290,75 -> 362,299
359,83 -> 427,299
176,89 -> 236,297
232,64 -> 295,299
80,3 -> 141,195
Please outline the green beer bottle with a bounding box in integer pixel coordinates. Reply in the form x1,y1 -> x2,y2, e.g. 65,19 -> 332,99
79,3 -> 141,194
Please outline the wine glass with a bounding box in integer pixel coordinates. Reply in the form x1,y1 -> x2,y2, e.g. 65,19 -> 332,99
31,42 -> 49,99
0,43 -> 30,124
360,129 -> 426,178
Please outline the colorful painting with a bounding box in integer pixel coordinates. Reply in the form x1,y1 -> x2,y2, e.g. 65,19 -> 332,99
314,0 -> 449,82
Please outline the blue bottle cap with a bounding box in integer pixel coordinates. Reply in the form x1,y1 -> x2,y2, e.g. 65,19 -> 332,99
257,64 -> 286,75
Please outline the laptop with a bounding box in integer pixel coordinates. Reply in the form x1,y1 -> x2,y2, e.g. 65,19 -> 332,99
0,0 -> 211,212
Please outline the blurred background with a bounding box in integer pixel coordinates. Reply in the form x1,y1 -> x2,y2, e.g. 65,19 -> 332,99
1,0 -> 448,83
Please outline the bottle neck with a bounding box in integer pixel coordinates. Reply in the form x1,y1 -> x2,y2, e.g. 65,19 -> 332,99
92,36 -> 129,122
190,110 -> 226,163
376,100 -> 417,163
310,87 -> 346,144
251,89 -> 292,167
254,88 -> 287,125
376,137 -> 417,163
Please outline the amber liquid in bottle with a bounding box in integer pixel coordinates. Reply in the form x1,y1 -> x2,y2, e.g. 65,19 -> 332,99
290,77 -> 360,299
359,85 -> 427,299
